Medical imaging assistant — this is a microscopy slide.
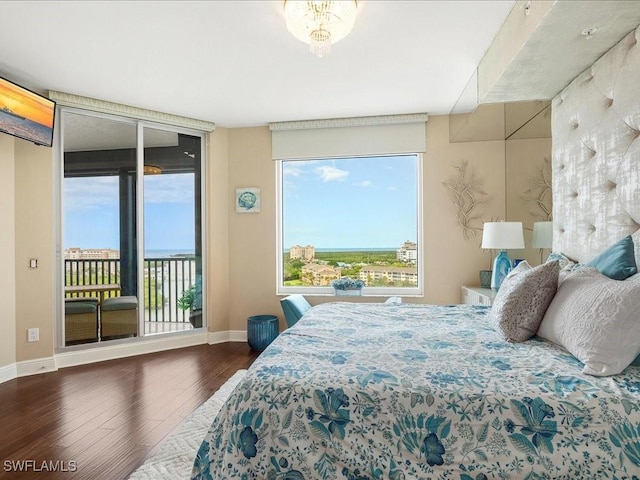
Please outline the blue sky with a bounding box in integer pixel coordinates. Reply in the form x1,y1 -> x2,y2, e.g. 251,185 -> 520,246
64,173 -> 195,252
65,155 -> 419,252
283,155 -> 418,249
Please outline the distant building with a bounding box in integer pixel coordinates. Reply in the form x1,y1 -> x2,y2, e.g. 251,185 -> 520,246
359,265 -> 418,286
396,241 -> 417,263
301,263 -> 340,286
290,245 -> 315,261
65,247 -> 120,260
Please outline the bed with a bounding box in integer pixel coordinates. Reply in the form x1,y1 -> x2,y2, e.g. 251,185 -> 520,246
193,301 -> 640,479
192,25 -> 640,480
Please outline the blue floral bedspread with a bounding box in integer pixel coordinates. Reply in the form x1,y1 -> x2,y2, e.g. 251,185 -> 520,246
192,302 -> 640,479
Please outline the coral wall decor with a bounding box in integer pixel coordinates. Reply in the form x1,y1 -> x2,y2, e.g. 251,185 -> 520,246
442,160 -> 490,240
522,156 -> 552,221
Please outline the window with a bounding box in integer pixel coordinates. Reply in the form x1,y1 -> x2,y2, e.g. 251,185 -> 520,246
277,154 -> 422,296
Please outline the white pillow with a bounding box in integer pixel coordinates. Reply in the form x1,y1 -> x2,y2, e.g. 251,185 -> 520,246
384,296 -> 403,305
537,268 -> 640,376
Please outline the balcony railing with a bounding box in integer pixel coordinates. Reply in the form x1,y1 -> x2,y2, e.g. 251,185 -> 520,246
64,257 -> 198,323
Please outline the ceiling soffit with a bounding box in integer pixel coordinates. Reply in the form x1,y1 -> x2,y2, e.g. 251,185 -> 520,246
478,0 -> 640,104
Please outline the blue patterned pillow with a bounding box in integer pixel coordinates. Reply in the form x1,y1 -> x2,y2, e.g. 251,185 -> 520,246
586,235 -> 637,280
546,252 -> 576,270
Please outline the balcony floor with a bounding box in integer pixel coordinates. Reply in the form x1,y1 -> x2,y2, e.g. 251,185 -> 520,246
145,321 -> 194,335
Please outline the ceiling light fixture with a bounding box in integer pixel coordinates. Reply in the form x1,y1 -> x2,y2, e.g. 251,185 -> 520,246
143,165 -> 162,175
284,1 -> 358,58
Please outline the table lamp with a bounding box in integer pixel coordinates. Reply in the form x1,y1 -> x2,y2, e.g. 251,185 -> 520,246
481,222 -> 525,290
532,221 -> 553,263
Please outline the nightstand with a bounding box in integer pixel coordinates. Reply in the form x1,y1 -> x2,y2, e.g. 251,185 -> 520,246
461,286 -> 496,306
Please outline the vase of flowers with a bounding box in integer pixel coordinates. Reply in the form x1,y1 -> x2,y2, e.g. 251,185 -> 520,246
331,277 -> 364,296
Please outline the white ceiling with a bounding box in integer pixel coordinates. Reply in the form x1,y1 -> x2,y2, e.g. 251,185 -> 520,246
0,1 -> 516,128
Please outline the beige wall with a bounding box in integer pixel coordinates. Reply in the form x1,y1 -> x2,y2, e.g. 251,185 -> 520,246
0,135 -> 55,365
218,114 -> 551,311
14,140 -> 56,362
0,135 -> 16,369
207,127 -> 230,333
226,127 -> 282,331
425,115 -> 507,303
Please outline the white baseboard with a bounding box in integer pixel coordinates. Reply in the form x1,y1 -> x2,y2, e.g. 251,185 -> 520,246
55,331 -> 209,369
0,363 -> 18,384
16,357 -> 57,377
0,330 -> 248,384
207,331 -> 230,344
229,330 -> 247,342
208,330 -> 247,344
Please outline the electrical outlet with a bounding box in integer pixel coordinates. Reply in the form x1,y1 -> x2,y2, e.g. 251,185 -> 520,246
27,328 -> 39,343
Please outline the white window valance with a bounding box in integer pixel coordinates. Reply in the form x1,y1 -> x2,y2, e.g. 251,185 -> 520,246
49,90 -> 216,132
269,113 -> 428,160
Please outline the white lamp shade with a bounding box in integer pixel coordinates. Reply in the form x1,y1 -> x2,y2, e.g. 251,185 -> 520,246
532,221 -> 553,249
481,222 -> 525,250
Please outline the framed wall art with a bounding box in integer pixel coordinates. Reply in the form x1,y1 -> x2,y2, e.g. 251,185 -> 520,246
235,187 -> 261,213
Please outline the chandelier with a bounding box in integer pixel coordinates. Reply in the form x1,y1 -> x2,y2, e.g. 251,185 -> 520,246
284,1 -> 358,58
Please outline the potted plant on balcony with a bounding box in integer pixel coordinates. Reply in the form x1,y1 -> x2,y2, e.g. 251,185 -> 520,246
178,282 -> 202,328
331,277 -> 364,296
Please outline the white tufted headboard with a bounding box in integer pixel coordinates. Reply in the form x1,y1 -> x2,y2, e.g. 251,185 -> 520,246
552,25 -> 640,263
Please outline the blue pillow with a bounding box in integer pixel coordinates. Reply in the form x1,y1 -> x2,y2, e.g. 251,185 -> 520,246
586,235 -> 637,280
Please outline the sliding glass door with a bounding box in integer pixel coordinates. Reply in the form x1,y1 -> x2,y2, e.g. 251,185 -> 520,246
142,126 -> 203,335
60,110 -> 205,348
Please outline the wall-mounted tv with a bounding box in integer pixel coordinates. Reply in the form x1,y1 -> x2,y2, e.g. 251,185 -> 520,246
0,76 -> 55,147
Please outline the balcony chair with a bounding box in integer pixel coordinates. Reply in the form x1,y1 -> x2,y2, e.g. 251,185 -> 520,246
64,298 -> 99,345
280,294 -> 312,328
101,295 -> 138,340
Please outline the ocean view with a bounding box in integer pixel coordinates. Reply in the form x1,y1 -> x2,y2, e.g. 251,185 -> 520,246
146,249 -> 196,258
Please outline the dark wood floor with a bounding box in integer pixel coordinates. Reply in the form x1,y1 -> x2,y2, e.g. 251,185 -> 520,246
0,343 -> 259,480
